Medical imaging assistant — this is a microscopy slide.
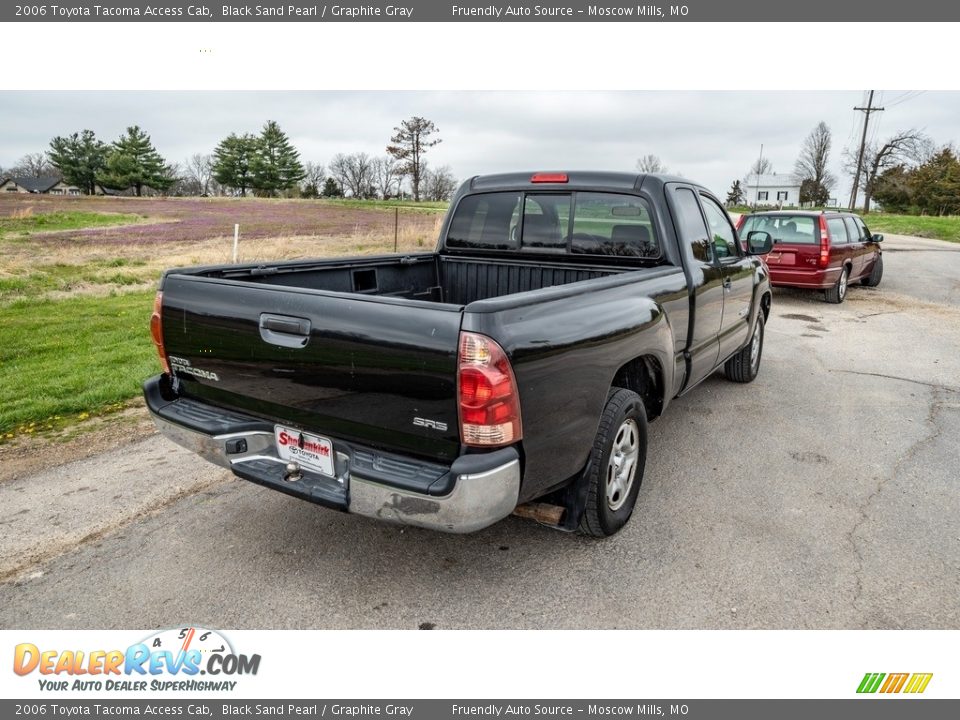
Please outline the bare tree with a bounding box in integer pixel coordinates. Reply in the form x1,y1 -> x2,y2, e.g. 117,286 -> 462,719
421,164 -> 458,201
636,154 -> 668,173
302,161 -> 325,187
387,116 -> 441,202
748,156 -> 773,176
162,161 -> 189,196
844,129 -> 931,211
185,153 -> 214,195
371,156 -> 401,199
329,152 -> 374,198
12,152 -> 58,178
793,121 -> 835,205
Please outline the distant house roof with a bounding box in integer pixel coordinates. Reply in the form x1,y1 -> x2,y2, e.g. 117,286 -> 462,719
745,173 -> 800,189
3,175 -> 64,193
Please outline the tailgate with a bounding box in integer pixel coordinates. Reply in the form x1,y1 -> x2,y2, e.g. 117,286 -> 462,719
159,274 -> 463,462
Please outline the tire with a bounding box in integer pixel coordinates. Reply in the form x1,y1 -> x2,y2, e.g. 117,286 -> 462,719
861,255 -> 883,287
724,312 -> 765,383
578,388 -> 648,538
825,266 -> 849,303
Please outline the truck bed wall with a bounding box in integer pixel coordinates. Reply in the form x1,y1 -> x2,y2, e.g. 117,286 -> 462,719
233,254 -> 625,306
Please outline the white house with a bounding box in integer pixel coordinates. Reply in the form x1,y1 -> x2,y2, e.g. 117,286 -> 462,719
743,173 -> 801,207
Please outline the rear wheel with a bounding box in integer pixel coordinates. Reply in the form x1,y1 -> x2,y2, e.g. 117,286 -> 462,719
825,266 -> 849,303
724,312 -> 765,383
861,255 -> 883,287
579,388 -> 647,538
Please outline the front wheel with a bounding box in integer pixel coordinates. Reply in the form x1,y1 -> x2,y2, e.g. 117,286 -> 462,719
861,255 -> 883,287
724,312 -> 765,383
578,388 -> 648,538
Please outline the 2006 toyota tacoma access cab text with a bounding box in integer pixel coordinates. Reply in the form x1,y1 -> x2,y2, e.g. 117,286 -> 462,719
144,172 -> 774,537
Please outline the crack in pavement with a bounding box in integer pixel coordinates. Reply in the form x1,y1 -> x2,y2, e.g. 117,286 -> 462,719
830,369 -> 960,394
846,386 -> 948,623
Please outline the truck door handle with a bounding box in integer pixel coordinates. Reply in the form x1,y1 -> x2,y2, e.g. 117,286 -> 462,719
259,313 -> 311,348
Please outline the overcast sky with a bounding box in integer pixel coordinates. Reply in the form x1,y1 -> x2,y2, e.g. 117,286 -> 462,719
2,91 -> 957,200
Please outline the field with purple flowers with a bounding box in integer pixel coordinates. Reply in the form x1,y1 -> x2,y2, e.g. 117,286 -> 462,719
0,195 -> 445,439
0,194 -> 444,302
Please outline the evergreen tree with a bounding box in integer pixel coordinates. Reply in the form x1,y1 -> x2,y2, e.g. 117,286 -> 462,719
250,120 -> 305,196
321,177 -> 343,197
98,126 -> 172,196
386,116 -> 441,202
47,130 -> 108,195
726,179 -> 745,206
909,147 -> 960,216
211,133 -> 259,197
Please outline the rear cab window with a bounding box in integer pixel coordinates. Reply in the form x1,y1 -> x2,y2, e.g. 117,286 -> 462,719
446,191 -> 661,261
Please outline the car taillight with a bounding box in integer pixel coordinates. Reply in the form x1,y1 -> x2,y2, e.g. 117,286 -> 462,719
458,331 -> 522,447
150,291 -> 171,374
818,215 -> 830,268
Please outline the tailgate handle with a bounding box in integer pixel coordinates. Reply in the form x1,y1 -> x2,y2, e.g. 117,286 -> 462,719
259,314 -> 311,348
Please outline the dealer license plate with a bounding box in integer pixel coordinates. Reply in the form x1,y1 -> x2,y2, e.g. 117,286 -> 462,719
274,425 -> 335,477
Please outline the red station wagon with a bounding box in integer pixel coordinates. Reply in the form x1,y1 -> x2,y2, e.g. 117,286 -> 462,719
737,211 -> 884,303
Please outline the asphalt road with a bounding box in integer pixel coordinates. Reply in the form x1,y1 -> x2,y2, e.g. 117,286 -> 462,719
1,234 -> 958,629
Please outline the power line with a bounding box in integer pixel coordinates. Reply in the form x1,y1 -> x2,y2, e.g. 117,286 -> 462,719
848,90 -> 884,210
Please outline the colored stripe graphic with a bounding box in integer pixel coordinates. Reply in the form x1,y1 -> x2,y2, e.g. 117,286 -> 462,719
857,673 -> 885,693
904,673 -> 934,694
857,672 -> 933,694
880,673 -> 909,693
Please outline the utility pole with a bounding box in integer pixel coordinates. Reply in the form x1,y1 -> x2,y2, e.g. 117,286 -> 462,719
753,143 -> 763,209
848,90 -> 884,210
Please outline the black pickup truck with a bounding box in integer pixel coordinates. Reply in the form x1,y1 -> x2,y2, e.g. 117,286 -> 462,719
144,172 -> 773,537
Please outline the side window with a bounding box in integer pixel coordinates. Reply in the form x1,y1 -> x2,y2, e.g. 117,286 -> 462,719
699,194 -> 739,260
673,188 -> 714,263
854,216 -> 871,239
843,216 -> 861,243
827,217 -> 847,244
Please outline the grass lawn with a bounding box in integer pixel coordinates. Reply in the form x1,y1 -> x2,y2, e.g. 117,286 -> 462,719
0,210 -> 144,238
865,214 -> 960,243
0,292 -> 160,437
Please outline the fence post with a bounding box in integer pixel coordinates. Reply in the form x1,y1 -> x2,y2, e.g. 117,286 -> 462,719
233,223 -> 239,263
394,208 -> 399,252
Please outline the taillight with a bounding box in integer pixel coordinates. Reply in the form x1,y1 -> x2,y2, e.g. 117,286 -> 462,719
457,332 -> 522,447
818,215 -> 830,268
150,291 -> 171,374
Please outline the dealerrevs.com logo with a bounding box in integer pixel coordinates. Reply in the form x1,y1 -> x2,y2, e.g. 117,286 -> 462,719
13,627 -> 261,692
857,672 -> 933,694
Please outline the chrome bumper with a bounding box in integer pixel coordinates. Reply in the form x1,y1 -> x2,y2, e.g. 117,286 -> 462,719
149,407 -> 520,534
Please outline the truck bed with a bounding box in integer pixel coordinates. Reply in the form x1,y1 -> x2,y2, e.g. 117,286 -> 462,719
199,253 -> 629,306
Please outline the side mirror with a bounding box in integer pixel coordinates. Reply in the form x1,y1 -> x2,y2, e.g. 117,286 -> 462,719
746,230 -> 773,255
870,233 -> 884,243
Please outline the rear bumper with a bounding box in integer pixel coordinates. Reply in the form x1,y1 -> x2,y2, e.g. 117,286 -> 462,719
143,376 -> 520,534
768,266 -> 841,290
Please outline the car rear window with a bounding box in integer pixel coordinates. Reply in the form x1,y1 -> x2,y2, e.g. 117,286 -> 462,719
446,191 -> 660,259
741,215 -> 819,245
